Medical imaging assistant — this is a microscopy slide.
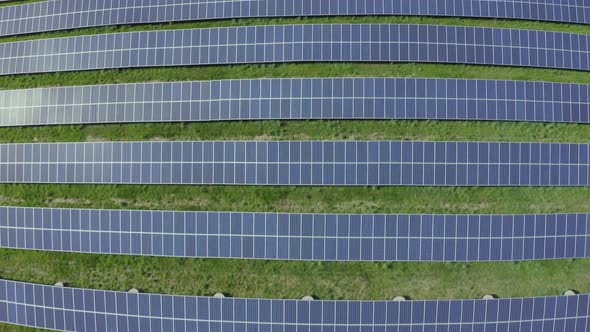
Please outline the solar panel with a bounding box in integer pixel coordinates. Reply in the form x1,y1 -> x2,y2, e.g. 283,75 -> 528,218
1,206 -> 588,261
1,24 -> 589,76
1,0 -> 590,37
0,279 -> 588,331
1,78 -> 589,127
0,140 -> 588,186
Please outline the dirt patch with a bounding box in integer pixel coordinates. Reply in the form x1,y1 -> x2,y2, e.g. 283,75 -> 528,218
84,135 -> 111,142
441,202 -> 493,212
131,197 -> 213,210
252,134 -> 274,141
273,198 -> 330,213
45,197 -> 92,207
400,134 -> 437,141
251,133 -> 313,141
111,198 -> 128,204
334,200 -> 382,213
111,198 -> 130,206
529,201 -> 590,211
0,195 -> 25,204
149,136 -> 169,141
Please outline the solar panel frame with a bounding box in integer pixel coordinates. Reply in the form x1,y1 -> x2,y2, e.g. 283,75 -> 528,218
0,279 -> 589,331
0,78 -> 589,127
1,206 -> 589,261
1,0 -> 590,37
0,140 -> 588,186
1,24 -> 589,76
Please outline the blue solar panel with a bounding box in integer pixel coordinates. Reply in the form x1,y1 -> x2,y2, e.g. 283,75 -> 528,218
0,140 -> 588,186
1,24 -> 589,76
1,0 -> 590,37
1,78 -> 589,127
0,279 -> 588,331
1,206 -> 588,261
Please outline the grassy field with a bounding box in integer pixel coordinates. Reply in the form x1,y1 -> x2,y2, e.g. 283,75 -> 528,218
1,14 -> 590,331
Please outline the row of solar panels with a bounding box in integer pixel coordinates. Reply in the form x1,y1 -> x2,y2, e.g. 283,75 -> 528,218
1,279 -> 588,331
2,207 -> 589,261
1,0 -> 590,37
1,5 -> 587,331
1,78 -> 589,127
2,24 -> 590,76
0,141 -> 588,186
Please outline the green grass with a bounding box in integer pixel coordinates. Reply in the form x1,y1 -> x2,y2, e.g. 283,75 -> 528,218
1,184 -> 590,215
1,14 -> 590,332
1,250 -> 589,301
3,63 -> 590,91
1,120 -> 589,144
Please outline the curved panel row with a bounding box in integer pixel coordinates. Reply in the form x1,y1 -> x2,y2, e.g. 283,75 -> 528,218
0,279 -> 588,331
0,141 -> 588,186
2,207 -> 589,261
1,78 -> 589,127
2,24 -> 590,76
2,0 -> 590,37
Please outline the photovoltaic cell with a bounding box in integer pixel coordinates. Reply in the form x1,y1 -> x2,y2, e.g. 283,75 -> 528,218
1,24 -> 590,76
0,279 -> 588,331
1,206 -> 589,261
1,0 -> 590,37
1,78 -> 589,127
0,140 -> 588,186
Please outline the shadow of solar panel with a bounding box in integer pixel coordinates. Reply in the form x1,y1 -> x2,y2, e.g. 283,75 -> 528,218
0,279 -> 588,331
0,78 -> 589,127
1,206 -> 589,261
1,24 -> 589,76
1,0 -> 590,37
0,141 -> 588,186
